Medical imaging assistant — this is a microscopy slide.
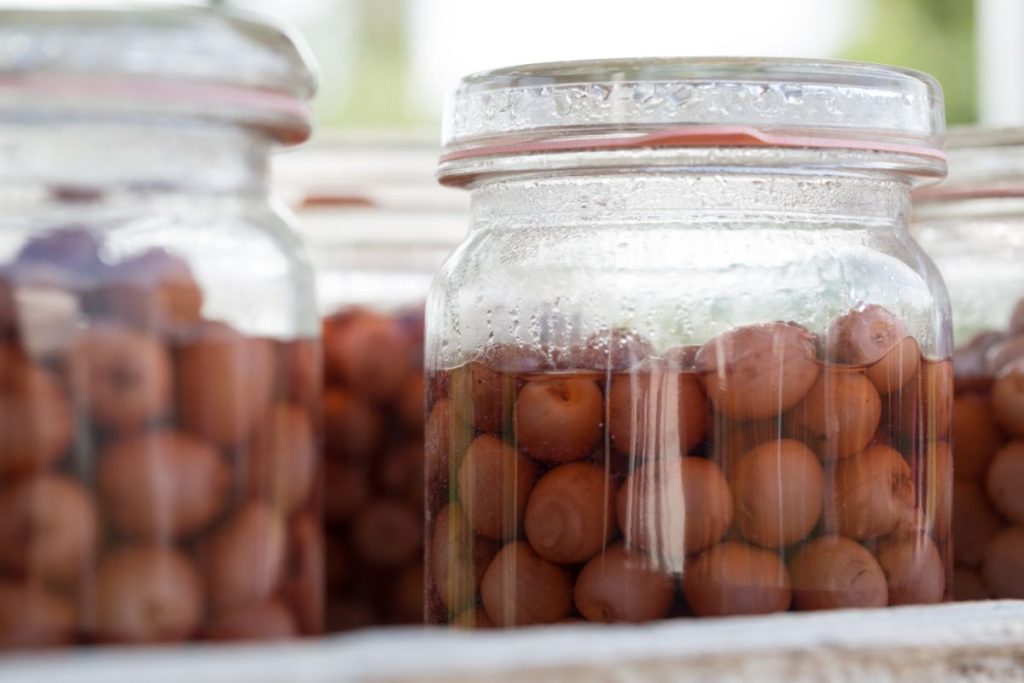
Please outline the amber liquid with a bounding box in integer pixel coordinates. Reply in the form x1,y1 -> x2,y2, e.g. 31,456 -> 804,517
426,346 -> 952,626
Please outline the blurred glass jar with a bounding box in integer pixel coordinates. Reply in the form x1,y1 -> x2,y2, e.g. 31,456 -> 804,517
913,128 -> 1024,601
0,8 -> 322,647
427,58 -> 953,628
279,141 -> 467,629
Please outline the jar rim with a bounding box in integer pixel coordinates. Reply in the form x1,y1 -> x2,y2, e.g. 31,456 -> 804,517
915,126 -> 1024,203
945,126 -> 1024,149
440,56 -> 946,184
0,6 -> 317,144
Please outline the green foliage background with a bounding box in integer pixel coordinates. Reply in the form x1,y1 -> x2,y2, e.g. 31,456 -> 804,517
307,0 -> 978,129
842,0 -> 976,124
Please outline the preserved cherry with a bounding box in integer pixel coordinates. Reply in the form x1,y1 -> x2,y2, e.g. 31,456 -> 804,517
608,368 -> 709,457
92,545 -> 205,644
982,525 -> 1024,599
525,461 -> 617,564
0,346 -> 72,475
205,601 -> 298,641
479,541 -> 573,627
788,536 -> 888,610
201,503 -> 286,615
86,248 -> 204,330
697,322 -> 819,421
97,430 -> 230,540
617,456 -> 732,558
729,439 -> 823,549
175,323 -> 277,449
574,543 -> 675,622
68,322 -> 173,433
827,444 -> 915,540
875,536 -> 945,605
0,581 -> 76,649
516,377 -> 603,462
0,474 -> 97,587
683,542 -> 792,617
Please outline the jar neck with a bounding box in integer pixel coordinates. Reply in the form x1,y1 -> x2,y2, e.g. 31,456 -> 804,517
469,170 -> 913,231
0,120 -> 272,200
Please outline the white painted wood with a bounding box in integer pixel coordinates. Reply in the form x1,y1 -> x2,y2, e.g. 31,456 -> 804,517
978,0 -> 1024,126
2,602 -> 1024,683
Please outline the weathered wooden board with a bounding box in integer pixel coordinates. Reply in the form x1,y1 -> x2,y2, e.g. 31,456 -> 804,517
2,601 -> 1023,683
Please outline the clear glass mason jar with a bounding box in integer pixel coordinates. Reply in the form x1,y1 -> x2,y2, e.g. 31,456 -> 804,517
426,58 -> 953,627
913,128 -> 1024,601
280,141 -> 466,629
0,8 -> 322,647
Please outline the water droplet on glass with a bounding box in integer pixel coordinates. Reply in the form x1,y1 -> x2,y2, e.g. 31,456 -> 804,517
588,83 -> 611,102
553,91 -> 572,116
668,85 -> 692,106
781,84 -> 804,104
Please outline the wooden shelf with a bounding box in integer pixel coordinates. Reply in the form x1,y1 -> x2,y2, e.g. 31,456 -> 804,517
3,601 -> 1024,682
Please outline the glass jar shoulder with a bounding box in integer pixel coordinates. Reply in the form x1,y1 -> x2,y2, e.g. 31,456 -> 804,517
428,216 -> 950,369
915,208 -> 1024,343
0,195 -> 317,341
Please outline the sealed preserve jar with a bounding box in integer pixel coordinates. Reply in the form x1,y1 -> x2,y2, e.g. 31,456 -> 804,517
426,58 -> 953,627
280,143 -> 466,629
0,8 -> 322,647
913,128 -> 1024,601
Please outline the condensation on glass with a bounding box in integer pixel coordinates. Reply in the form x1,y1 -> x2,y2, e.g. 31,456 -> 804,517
278,143 -> 467,629
426,58 -> 953,627
0,7 -> 322,647
914,128 -> 1024,602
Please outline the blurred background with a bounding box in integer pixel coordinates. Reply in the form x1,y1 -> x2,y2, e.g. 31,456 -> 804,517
25,0 -> 1013,135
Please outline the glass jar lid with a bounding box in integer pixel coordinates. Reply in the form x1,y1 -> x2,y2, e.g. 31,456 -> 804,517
440,57 -> 947,185
915,127 -> 1024,203
0,6 -> 317,143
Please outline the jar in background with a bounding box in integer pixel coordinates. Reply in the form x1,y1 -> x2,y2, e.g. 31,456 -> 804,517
427,58 -> 952,627
913,128 -> 1024,601
278,142 -> 466,629
0,8 -> 321,647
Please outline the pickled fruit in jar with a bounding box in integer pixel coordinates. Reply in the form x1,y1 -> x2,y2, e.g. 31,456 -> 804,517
428,57 -> 949,625
322,306 -> 429,629
942,297 -> 1024,600
426,309 -> 951,626
0,1 -> 322,648
0,226 -> 322,647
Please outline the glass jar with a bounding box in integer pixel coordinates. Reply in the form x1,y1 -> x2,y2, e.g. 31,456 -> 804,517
426,58 -> 952,627
0,8 -> 322,647
913,128 -> 1024,601
278,141 -> 466,629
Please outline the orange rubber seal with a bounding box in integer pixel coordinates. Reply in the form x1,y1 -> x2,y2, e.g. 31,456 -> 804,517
441,125 -> 947,164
